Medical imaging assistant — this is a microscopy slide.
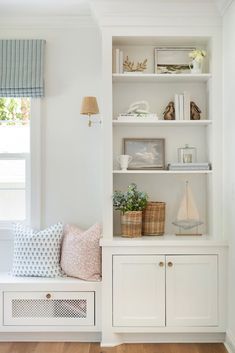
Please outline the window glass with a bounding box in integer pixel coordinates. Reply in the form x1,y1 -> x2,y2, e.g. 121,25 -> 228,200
0,98 -> 30,223
0,98 -> 30,153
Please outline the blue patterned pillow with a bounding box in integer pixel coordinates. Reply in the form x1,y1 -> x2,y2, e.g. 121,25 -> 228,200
12,223 -> 64,277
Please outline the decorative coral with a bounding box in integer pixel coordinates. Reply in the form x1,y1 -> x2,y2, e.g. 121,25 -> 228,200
123,56 -> 147,72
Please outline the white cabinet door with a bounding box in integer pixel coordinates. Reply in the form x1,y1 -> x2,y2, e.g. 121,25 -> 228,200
166,255 -> 218,327
113,255 -> 165,327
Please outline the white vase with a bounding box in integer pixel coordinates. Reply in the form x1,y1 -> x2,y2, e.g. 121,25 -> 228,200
190,59 -> 202,74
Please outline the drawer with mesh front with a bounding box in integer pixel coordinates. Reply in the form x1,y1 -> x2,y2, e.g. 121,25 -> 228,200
3,291 -> 95,326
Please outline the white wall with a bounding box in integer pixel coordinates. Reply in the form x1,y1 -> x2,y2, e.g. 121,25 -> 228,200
0,21 -> 102,271
223,0 -> 235,343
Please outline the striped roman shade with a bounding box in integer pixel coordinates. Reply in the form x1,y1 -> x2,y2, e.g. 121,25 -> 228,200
0,40 -> 45,97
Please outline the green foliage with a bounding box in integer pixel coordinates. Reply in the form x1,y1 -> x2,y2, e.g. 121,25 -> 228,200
0,98 -> 30,124
189,49 -> 206,63
113,183 -> 148,214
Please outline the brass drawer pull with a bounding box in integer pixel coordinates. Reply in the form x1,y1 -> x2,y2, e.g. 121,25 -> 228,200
159,261 -> 164,267
46,293 -> 51,299
168,262 -> 173,267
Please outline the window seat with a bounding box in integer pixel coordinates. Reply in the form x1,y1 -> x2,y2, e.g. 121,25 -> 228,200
0,272 -> 101,332
0,272 -> 101,286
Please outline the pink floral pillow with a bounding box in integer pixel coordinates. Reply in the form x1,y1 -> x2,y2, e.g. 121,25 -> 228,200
61,223 -> 102,281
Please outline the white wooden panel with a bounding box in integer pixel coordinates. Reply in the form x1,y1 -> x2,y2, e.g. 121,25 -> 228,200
166,255 -> 218,327
4,291 -> 94,326
113,255 -> 165,327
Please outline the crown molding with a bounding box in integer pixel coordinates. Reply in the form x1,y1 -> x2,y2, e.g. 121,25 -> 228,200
0,16 -> 97,30
90,1 -> 221,28
216,0 -> 234,14
0,2 -> 224,30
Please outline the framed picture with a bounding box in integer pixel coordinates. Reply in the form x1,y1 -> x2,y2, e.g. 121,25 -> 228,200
154,47 -> 195,74
123,138 -> 165,170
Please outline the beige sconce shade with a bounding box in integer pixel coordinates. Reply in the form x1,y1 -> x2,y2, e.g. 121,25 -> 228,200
80,96 -> 99,115
80,96 -> 100,127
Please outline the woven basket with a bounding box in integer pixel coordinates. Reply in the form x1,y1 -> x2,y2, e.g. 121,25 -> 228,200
121,211 -> 142,238
142,202 -> 166,236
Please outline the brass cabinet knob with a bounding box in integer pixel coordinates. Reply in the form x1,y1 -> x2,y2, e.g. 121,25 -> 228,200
159,261 -> 164,267
46,293 -> 51,299
168,262 -> 173,267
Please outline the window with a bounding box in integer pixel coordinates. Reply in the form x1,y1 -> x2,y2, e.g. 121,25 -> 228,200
0,98 -> 31,227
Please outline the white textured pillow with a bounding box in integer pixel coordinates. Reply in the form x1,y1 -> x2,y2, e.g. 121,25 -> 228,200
61,223 -> 102,281
12,223 -> 64,277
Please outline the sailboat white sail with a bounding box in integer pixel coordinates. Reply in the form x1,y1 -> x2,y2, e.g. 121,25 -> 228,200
172,181 -> 203,231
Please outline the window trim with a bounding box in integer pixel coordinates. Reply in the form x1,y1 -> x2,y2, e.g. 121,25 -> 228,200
0,98 -> 41,234
29,98 -> 42,229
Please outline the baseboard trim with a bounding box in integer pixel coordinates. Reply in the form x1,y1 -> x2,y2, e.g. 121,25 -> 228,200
0,332 -> 101,342
0,331 -> 226,346
123,333 -> 225,343
225,331 -> 235,353
101,332 -> 225,347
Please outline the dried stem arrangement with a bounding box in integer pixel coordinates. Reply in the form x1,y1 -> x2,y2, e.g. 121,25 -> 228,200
123,56 -> 148,72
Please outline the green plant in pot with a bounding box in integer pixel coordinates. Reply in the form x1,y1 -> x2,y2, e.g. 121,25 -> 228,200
113,183 -> 148,238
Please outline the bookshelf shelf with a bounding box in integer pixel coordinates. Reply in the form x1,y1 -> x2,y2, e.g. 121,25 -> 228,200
112,73 -> 212,83
113,170 -> 212,175
113,120 -> 212,127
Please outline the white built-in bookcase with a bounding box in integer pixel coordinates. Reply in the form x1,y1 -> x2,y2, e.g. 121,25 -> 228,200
102,31 -> 223,241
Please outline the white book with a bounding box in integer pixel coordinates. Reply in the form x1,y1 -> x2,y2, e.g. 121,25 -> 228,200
119,50 -> 123,74
179,94 -> 184,120
183,91 -> 191,120
168,163 -> 211,170
170,167 -> 210,170
171,163 -> 210,167
174,94 -> 180,120
115,48 -> 120,74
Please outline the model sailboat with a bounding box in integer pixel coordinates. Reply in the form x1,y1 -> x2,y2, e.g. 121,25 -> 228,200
172,181 -> 203,235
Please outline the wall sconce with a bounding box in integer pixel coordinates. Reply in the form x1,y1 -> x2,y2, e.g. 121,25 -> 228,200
80,96 -> 100,127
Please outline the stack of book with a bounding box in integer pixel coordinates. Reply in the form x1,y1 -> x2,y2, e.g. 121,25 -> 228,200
174,92 -> 190,120
168,163 -> 211,171
113,48 -> 124,74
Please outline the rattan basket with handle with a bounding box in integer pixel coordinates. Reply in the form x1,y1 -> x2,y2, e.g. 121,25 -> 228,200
121,211 -> 142,238
142,202 -> 166,236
